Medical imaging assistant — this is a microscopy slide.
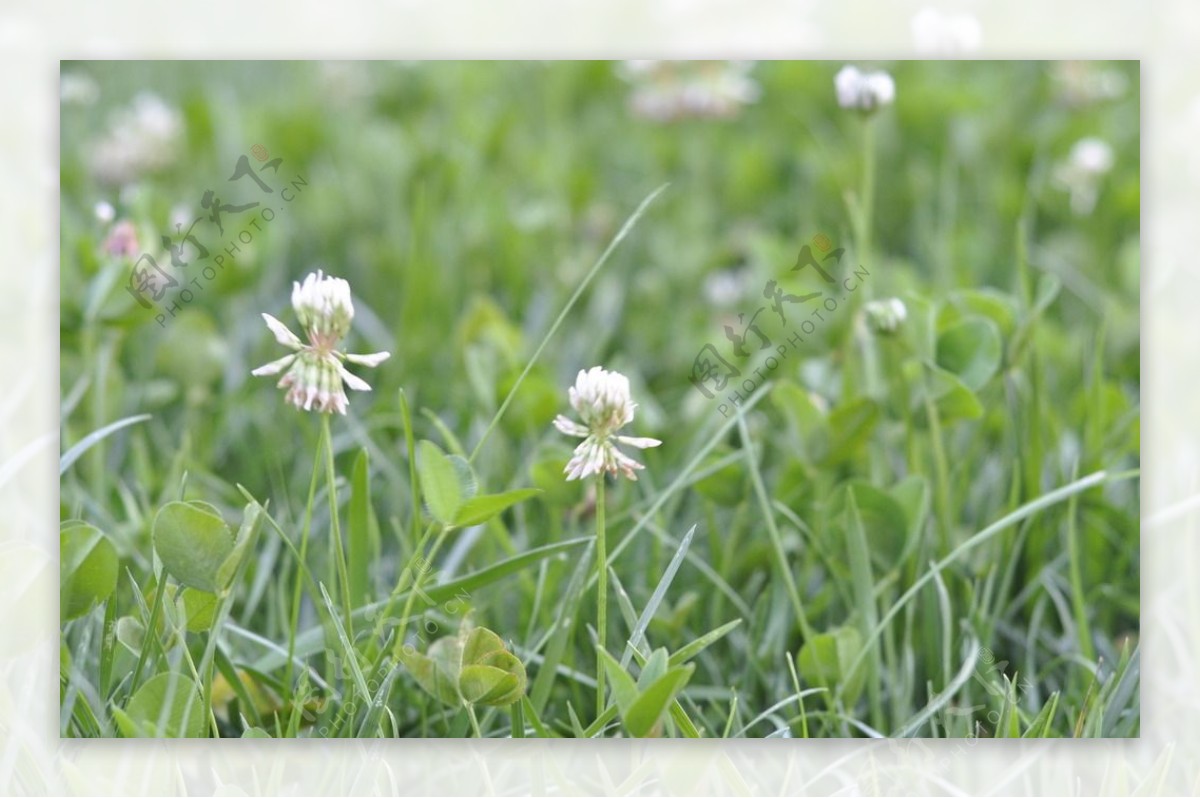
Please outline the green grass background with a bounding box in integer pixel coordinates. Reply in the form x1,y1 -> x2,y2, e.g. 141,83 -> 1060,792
60,60 -> 1139,738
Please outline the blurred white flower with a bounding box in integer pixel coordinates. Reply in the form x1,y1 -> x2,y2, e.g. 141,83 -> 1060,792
251,270 -> 390,415
910,8 -> 982,54
93,200 -> 115,223
703,268 -> 749,307
864,297 -> 908,336
169,203 -> 194,230
61,72 -> 99,106
553,366 -> 661,481
317,61 -> 373,105
1070,138 -> 1115,175
1054,137 -> 1115,215
619,60 -> 760,122
1051,61 -> 1129,106
835,65 -> 895,112
88,92 -> 183,185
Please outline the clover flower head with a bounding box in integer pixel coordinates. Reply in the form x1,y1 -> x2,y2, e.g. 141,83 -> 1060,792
251,270 -> 390,415
88,92 -> 183,185
61,72 -> 99,106
1054,137 -> 1114,215
1069,137 -> 1114,176
292,269 -> 355,342
1052,61 -> 1129,107
864,297 -> 908,336
619,60 -> 760,122
553,366 -> 661,481
835,65 -> 896,113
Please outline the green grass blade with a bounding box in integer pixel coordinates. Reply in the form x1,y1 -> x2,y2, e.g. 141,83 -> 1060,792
318,582 -> 372,705
894,641 -> 980,737
737,409 -> 813,642
1021,691 -> 1060,738
468,183 -> 669,463
604,385 -> 771,574
619,524 -> 696,669
256,537 -> 590,670
838,469 -> 1126,703
60,413 -> 152,476
844,489 -> 883,729
529,539 -> 595,713
668,619 -> 742,668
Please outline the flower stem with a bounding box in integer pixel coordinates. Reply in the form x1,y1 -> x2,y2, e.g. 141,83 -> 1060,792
860,114 -> 876,277
466,703 -> 482,738
389,524 -> 450,661
321,414 -> 354,637
510,702 -> 525,738
924,392 -> 955,554
856,114 -> 887,485
284,425 -> 325,693
594,476 -> 608,721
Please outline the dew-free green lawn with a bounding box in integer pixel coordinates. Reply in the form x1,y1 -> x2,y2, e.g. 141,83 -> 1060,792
59,60 -> 1139,738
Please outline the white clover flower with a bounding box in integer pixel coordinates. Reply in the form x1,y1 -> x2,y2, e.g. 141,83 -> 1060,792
251,270 -> 390,415
61,72 -> 99,106
835,65 -> 895,113
864,297 -> 908,336
94,200 -> 115,223
619,60 -> 760,122
1069,137 -> 1115,175
553,367 -> 661,481
1054,137 -> 1115,215
1052,61 -> 1129,106
88,92 -> 183,185
703,268 -> 749,307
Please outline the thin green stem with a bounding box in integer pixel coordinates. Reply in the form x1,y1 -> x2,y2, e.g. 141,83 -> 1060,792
893,346 -> 917,477
373,521 -> 435,659
128,565 -> 167,697
510,702 -> 525,738
860,115 -> 876,280
1066,468 -> 1096,662
390,525 -> 451,661
321,414 -> 354,638
466,703 -> 482,738
398,389 -> 421,548
594,476 -> 608,721
737,412 -> 815,643
165,610 -> 220,737
856,115 -> 886,484
924,393 -> 955,554
285,430 -> 324,694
